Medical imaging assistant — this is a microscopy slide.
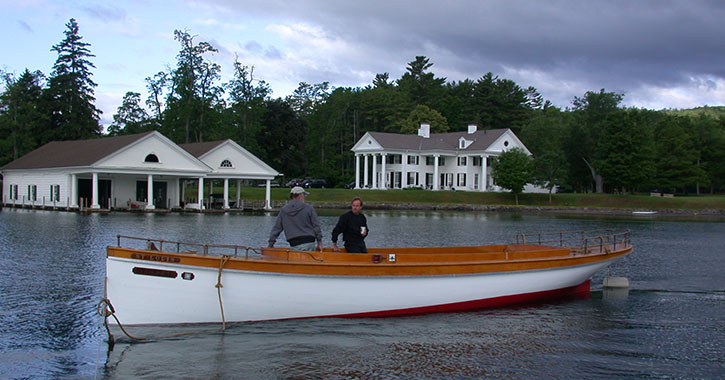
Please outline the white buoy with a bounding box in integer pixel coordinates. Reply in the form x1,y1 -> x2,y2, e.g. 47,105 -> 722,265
603,276 -> 630,288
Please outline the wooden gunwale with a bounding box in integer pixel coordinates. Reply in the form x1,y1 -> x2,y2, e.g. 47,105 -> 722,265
106,244 -> 632,276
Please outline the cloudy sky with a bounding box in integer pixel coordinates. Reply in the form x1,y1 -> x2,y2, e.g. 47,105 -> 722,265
2,0 -> 724,127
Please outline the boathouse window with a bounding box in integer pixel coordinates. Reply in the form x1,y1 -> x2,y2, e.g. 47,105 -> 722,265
10,184 -> 18,200
27,185 -> 37,201
50,184 -> 60,202
144,154 -> 160,163
220,159 -> 232,168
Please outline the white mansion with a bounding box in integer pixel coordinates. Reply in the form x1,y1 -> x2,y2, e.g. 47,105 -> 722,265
351,123 -> 533,191
1,131 -> 280,211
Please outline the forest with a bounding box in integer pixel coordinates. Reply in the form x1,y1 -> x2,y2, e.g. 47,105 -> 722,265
2,19 -> 725,194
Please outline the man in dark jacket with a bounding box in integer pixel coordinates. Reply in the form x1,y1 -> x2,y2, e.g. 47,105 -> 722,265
268,186 -> 323,251
331,197 -> 368,253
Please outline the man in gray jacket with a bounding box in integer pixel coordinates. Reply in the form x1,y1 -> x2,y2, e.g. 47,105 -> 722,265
268,186 -> 323,251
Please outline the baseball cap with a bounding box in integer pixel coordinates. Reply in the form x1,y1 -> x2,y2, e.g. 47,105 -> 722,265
290,186 -> 309,195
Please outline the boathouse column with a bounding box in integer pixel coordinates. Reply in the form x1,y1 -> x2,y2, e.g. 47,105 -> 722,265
264,180 -> 272,210
355,154 -> 361,189
481,155 -> 488,192
146,174 -> 155,210
223,178 -> 230,209
433,155 -> 440,191
372,154 -> 378,189
381,153 -> 387,189
363,154 -> 369,188
70,174 -> 78,208
236,179 -> 241,208
91,172 -> 100,209
197,177 -> 204,209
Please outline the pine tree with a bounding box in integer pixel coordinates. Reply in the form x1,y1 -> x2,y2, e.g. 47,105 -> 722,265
44,18 -> 101,142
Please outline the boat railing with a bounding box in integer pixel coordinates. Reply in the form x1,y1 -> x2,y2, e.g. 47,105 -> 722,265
115,235 -> 263,259
513,229 -> 631,255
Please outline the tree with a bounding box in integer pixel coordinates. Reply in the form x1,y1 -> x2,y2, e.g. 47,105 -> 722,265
224,57 -> 270,154
519,107 -> 568,202
0,69 -> 46,165
166,29 -> 219,143
107,92 -> 151,136
286,81 -> 330,118
44,18 -> 101,142
567,89 -> 625,193
396,56 -> 446,108
145,71 -> 168,129
492,148 -> 534,205
397,104 -> 449,134
257,99 -> 307,177
654,115 -> 704,193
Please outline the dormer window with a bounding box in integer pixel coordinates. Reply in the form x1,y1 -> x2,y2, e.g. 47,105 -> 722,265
144,154 -> 159,163
220,159 -> 233,168
459,137 -> 473,149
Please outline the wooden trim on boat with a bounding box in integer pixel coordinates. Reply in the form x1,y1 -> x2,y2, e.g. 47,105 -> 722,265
107,244 -> 632,277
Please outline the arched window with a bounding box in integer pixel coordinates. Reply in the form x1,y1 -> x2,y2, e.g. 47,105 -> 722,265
144,154 -> 159,163
220,159 -> 233,168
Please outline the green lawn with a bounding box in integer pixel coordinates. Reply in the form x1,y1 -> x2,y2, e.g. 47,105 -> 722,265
236,187 -> 725,210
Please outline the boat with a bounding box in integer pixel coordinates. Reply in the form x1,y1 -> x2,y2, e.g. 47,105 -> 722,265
102,229 -> 632,327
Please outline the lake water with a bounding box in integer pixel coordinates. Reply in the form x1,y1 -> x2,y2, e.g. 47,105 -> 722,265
0,208 -> 723,379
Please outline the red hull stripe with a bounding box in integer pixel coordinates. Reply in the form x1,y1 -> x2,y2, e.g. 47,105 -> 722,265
323,280 -> 592,319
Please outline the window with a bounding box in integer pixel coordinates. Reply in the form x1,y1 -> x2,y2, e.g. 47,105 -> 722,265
457,173 -> 467,187
27,185 -> 37,201
457,157 -> 467,166
438,157 -> 446,166
220,159 -> 232,168
474,174 -> 479,190
49,184 -> 61,202
426,156 -> 435,166
407,172 -> 419,186
11,184 -> 18,200
392,172 -> 402,188
144,154 -> 159,163
387,154 -> 402,164
472,157 -> 482,166
407,155 -> 419,165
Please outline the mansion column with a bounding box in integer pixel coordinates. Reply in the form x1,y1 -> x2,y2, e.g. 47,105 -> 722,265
433,155 -> 440,191
355,154 -> 361,189
372,154 -> 378,189
91,172 -> 100,209
146,174 -> 155,210
402,153 -> 408,188
381,153 -> 387,189
481,154 -> 488,191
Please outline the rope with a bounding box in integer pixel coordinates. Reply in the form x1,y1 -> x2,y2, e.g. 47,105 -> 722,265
216,255 -> 232,331
97,298 -> 147,342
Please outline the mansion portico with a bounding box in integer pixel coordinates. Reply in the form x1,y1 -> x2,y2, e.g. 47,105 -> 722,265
351,124 -> 531,191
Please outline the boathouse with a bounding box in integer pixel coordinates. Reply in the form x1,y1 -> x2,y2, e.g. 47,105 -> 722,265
0,131 -> 280,211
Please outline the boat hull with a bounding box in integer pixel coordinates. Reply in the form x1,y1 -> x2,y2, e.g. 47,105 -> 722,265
105,254 -> 619,325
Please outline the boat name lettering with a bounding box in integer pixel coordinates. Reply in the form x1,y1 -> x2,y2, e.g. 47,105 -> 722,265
131,253 -> 181,263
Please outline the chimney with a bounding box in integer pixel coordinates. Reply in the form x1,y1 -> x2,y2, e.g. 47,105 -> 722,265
418,123 -> 430,138
467,124 -> 477,134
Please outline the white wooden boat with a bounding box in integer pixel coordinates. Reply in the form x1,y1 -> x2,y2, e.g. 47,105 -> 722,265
102,230 -> 632,327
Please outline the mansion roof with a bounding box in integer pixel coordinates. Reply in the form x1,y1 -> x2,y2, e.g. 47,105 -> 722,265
365,128 -> 509,152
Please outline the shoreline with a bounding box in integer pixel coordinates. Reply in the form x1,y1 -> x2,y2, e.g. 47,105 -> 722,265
310,201 -> 725,218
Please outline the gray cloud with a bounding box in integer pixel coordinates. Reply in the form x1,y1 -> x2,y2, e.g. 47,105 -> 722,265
207,0 -> 724,108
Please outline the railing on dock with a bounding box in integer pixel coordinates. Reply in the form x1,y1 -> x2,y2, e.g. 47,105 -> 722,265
115,235 -> 262,259
513,229 -> 631,255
